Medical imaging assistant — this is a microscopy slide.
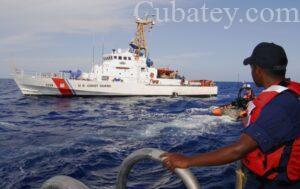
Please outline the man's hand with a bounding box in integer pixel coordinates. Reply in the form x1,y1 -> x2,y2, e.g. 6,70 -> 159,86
159,134 -> 258,171
160,153 -> 191,172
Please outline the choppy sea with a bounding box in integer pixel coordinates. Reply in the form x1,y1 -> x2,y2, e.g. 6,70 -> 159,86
0,79 -> 259,189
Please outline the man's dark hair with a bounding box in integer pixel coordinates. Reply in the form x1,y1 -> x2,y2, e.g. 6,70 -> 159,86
264,56 -> 288,78
265,69 -> 286,77
265,69 -> 286,78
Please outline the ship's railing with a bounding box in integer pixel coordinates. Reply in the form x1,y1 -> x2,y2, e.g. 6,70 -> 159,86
14,69 -> 69,79
188,80 -> 216,87
41,148 -> 201,189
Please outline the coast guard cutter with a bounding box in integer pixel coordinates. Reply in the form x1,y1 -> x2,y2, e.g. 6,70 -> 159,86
13,17 -> 218,97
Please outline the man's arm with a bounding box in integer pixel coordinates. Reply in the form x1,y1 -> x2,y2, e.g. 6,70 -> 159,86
161,134 -> 258,171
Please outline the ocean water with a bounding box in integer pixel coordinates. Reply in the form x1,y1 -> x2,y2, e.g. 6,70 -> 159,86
0,79 -> 258,189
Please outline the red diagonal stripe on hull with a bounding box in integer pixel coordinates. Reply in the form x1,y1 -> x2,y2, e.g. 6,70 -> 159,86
52,77 -> 73,96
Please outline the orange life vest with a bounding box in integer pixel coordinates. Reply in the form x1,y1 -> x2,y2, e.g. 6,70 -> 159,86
242,81 -> 300,182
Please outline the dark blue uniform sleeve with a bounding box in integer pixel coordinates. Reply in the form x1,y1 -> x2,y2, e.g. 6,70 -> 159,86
243,91 -> 300,153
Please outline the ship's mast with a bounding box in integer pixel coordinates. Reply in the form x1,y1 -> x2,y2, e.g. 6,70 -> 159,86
130,16 -> 155,57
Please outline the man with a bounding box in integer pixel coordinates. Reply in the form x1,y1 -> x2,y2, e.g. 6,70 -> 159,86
161,42 -> 300,189
242,86 -> 254,101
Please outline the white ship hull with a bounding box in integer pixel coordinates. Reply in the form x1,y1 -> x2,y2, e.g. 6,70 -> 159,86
14,74 -> 218,97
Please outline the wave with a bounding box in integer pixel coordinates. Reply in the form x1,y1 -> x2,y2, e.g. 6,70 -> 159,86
0,80 -> 248,189
143,113 -> 236,138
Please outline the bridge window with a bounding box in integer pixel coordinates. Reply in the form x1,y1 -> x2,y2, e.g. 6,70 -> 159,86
114,56 -> 117,59
124,57 -> 127,60
102,76 -> 109,81
118,56 -> 122,60
104,56 -> 113,60
128,57 -> 132,60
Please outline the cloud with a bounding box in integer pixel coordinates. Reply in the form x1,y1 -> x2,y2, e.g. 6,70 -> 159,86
0,0 -> 169,76
0,34 -> 36,46
0,0 -> 157,46
153,51 -> 214,67
0,0 -> 172,48
157,52 -> 214,61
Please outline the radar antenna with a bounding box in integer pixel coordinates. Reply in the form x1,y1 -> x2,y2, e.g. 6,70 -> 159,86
130,15 -> 155,57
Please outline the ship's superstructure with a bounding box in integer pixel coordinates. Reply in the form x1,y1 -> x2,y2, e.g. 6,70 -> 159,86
13,17 -> 218,97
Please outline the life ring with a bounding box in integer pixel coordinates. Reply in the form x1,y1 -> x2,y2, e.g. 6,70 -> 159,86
150,73 -> 155,79
151,79 -> 159,84
134,54 -> 140,61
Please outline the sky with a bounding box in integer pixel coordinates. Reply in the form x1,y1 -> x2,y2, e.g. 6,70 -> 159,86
0,0 -> 299,81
